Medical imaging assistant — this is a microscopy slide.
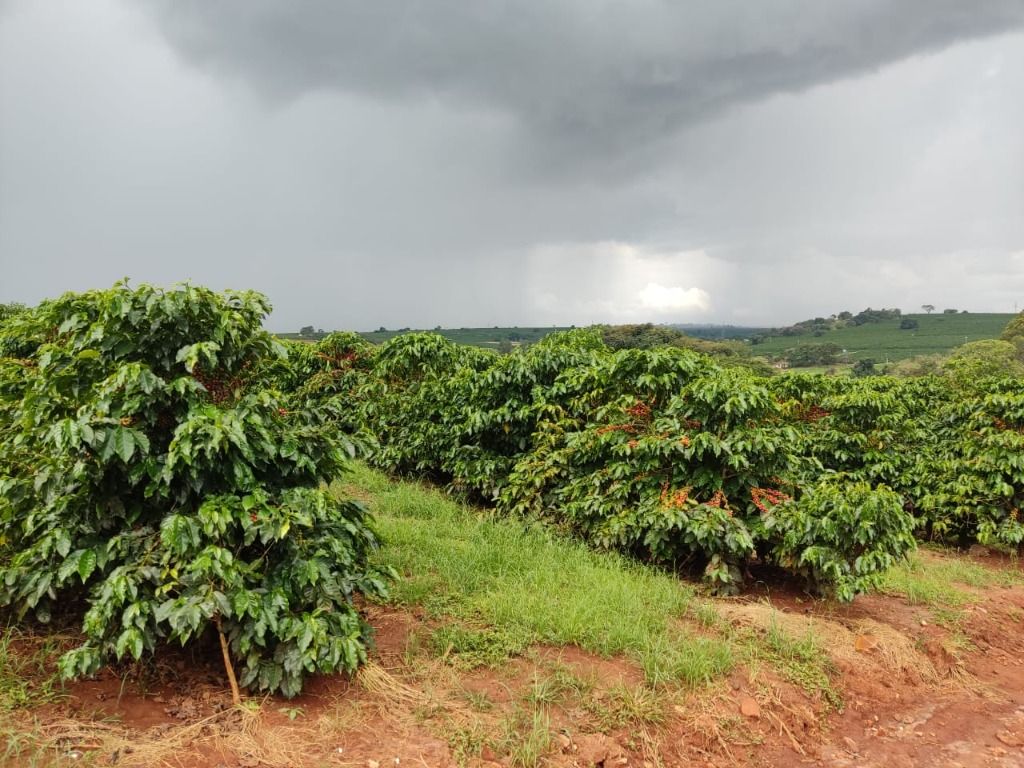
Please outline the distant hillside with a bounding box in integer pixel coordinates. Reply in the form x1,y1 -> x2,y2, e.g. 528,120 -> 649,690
751,313 -> 1014,363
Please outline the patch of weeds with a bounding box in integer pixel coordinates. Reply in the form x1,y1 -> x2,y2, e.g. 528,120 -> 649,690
524,671 -> 570,707
349,464 -> 701,669
431,624 -> 531,669
919,549 -> 1024,589
931,608 -> 974,656
634,632 -> 734,688
747,615 -> 841,709
495,708 -> 553,768
582,682 -> 665,730
877,551 -> 1022,608
460,688 -> 494,712
878,561 -> 971,607
442,717 -> 490,765
547,663 -> 595,699
0,720 -> 52,768
932,606 -> 967,630
402,626 -> 428,666
690,601 -> 725,630
0,627 -> 68,712
716,713 -> 763,747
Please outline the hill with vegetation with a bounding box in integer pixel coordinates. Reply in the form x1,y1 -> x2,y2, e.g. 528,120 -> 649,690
751,312 -> 1014,365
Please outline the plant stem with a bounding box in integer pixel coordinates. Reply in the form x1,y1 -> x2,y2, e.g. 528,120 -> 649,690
217,618 -> 241,706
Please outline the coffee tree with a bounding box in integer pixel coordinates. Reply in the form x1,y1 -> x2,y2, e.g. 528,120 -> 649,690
0,283 -> 389,697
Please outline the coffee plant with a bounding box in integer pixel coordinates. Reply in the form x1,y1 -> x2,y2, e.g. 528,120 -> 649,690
760,479 -> 917,601
302,331 -> 917,598
501,364 -> 805,592
0,283 -> 390,697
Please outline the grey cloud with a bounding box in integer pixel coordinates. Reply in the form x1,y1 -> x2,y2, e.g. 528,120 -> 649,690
147,1 -> 1024,176
2,0 -> 1023,331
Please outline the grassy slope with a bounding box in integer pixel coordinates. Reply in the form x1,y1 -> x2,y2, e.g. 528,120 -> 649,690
340,464 -> 733,686
752,313 -> 1013,363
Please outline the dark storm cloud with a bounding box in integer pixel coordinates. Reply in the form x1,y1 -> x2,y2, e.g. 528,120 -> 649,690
147,0 -> 1024,175
1,1 -> 1022,330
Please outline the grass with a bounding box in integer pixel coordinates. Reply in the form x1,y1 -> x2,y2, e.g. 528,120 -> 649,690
341,463 -> 733,686
876,550 -> 1023,656
430,624 -> 532,668
740,613 -> 840,709
0,628 -> 69,766
497,708 -> 553,768
751,312 -> 1013,363
878,550 -> 1024,608
0,628 -> 68,713
582,682 -> 665,730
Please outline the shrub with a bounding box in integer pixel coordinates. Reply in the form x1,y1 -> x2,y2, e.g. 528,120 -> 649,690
502,362 -> 802,593
0,283 -> 389,697
916,383 -> 1024,552
762,480 -> 917,601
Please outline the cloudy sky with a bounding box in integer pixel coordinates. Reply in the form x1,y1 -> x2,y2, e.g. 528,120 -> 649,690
1,1 -> 1023,331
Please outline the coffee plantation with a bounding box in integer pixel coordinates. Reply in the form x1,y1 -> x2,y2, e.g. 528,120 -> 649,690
272,321 -> 1020,598
3,284 -> 1022,698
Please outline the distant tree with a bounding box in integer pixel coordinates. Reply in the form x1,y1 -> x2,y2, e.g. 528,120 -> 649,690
497,339 -> 513,354
837,311 -> 853,321
921,304 -> 935,314
851,359 -> 878,377
785,343 -> 842,367
852,307 -> 901,325
899,318 -> 919,330
299,325 -> 315,336
943,308 -> 958,314
376,326 -> 387,333
602,323 -> 685,350
889,354 -> 946,377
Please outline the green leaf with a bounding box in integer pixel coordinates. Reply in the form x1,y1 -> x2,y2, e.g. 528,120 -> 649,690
78,550 -> 97,582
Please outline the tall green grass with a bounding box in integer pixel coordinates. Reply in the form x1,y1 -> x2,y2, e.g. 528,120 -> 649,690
339,464 -> 733,686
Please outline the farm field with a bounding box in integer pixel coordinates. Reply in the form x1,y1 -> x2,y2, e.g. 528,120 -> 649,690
751,313 -> 1014,363
3,285 -> 1024,768
4,464 -> 1024,768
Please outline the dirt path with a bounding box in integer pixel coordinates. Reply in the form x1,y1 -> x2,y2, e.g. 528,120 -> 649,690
817,586 -> 1024,768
